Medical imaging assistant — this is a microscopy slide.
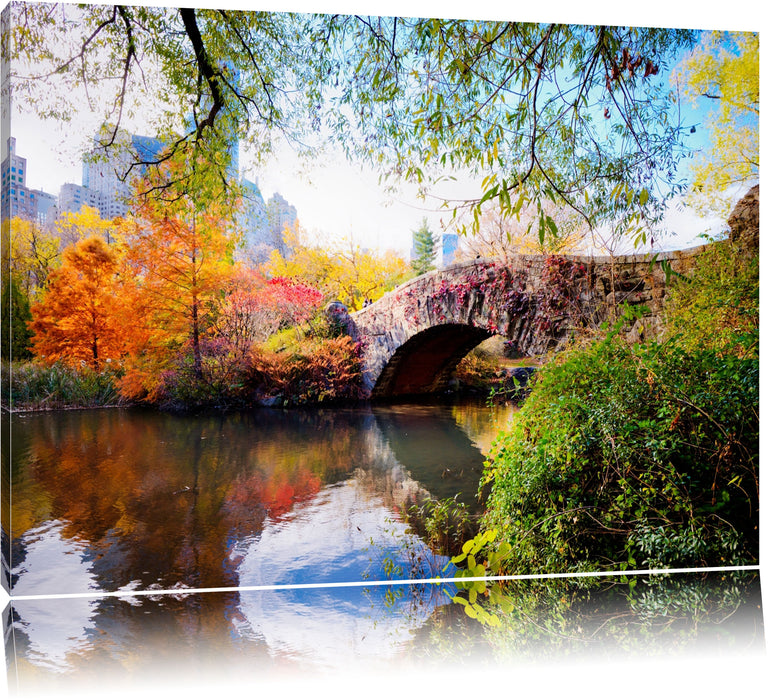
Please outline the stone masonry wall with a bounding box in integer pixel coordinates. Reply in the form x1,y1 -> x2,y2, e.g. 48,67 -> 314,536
350,246 -> 708,396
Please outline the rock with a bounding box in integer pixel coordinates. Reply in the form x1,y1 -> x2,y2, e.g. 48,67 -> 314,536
728,185 -> 759,248
258,395 -> 283,407
325,300 -> 349,318
325,301 -> 357,338
505,366 -> 537,387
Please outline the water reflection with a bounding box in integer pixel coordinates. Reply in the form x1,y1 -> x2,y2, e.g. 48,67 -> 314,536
4,572 -> 764,698
5,403 -> 513,596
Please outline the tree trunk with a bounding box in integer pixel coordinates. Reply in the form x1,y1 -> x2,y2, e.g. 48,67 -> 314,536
191,297 -> 203,379
92,334 -> 99,371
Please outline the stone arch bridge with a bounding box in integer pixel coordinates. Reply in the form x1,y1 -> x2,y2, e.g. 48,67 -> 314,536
330,245 -> 710,399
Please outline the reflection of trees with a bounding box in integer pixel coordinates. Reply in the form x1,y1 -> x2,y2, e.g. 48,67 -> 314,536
449,402 -> 518,456
6,573 -> 761,687
411,572 -> 764,662
8,591 -> 250,682
11,402 -> 517,594
11,408 -> 376,592
371,404 -> 488,507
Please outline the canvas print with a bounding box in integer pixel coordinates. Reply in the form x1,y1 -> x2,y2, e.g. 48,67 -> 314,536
0,0 -> 762,694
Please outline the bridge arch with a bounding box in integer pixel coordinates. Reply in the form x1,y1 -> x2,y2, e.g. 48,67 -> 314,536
371,323 -> 491,398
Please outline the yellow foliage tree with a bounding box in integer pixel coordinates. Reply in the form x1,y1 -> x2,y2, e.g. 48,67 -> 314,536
55,205 -> 119,247
1,217 -> 61,298
674,31 -> 759,217
265,224 -> 410,310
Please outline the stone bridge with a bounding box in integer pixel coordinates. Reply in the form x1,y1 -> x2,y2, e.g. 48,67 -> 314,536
326,185 -> 758,400
332,246 -> 708,399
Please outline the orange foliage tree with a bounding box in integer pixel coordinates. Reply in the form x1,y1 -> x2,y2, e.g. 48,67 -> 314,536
29,236 -> 127,370
119,167 -> 239,401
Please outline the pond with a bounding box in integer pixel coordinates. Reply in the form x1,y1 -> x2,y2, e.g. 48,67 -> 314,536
2,405 -> 765,695
3,401 -> 516,597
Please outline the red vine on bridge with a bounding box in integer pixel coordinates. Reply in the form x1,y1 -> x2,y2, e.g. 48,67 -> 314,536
534,256 -> 590,336
394,258 -> 591,354
425,263 -> 530,332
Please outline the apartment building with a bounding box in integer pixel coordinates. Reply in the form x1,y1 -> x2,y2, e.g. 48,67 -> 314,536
1,137 -> 55,224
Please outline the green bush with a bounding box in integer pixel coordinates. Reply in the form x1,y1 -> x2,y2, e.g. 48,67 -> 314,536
663,237 -> 758,357
480,337 -> 757,573
478,238 -> 758,573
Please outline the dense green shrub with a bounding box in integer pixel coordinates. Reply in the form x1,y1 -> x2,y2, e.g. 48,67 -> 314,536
478,238 -> 758,573
663,237 -> 758,357
480,337 -> 758,572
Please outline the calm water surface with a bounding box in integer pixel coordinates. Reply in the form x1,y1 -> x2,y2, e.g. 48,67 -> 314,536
4,401 -> 515,596
4,573 -> 764,697
3,406 -> 765,696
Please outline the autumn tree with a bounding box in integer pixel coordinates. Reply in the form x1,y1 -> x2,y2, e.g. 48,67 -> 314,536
54,205 -> 120,246
119,153 -> 240,399
263,222 -> 339,296
333,238 -> 410,309
123,202 -> 234,385
265,225 -> 410,310
2,217 -> 61,298
673,31 -> 759,217
212,266 -> 323,354
29,236 -> 126,370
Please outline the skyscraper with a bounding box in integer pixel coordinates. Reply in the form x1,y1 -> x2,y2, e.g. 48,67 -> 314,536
72,129 -> 165,219
1,137 -> 56,224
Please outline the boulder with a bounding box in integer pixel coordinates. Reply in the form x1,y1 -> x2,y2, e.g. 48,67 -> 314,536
728,185 -> 759,248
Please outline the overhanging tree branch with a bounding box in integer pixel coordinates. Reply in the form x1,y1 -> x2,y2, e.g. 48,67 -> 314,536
179,7 -> 224,140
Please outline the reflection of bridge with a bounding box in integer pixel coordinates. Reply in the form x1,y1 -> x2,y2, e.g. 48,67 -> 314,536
339,247 -> 709,398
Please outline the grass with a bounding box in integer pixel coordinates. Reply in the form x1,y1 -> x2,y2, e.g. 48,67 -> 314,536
1,361 -> 124,411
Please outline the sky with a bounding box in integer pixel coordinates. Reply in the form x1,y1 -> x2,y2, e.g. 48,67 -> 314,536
5,0 -> 765,257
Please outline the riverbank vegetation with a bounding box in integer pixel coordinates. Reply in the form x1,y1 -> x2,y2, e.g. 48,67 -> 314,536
1,188 -> 408,412
476,234 -> 758,573
0,361 -> 124,411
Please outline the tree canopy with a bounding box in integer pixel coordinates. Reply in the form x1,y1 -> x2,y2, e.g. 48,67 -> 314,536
29,236 -> 127,370
9,4 -> 703,242
673,31 -> 759,216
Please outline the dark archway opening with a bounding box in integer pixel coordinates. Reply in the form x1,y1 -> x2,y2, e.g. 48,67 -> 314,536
371,324 -> 492,399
